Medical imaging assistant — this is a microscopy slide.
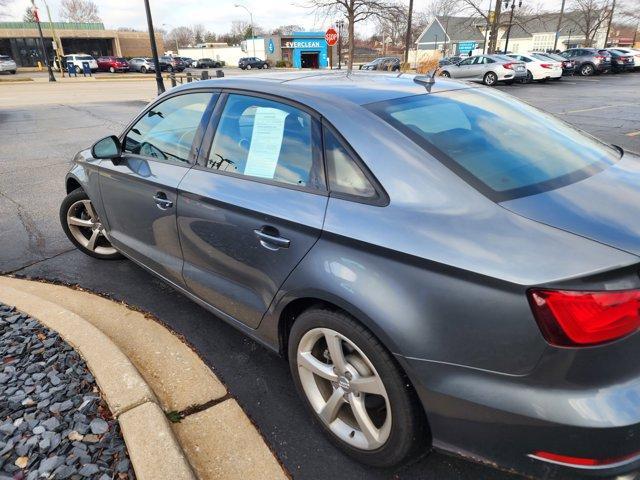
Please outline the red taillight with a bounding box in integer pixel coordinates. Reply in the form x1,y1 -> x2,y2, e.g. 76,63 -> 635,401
502,62 -> 514,70
595,54 -> 605,60
540,63 -> 553,69
532,450 -> 640,467
528,289 -> 640,346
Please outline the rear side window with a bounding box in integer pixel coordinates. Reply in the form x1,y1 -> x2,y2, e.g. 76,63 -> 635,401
367,88 -> 620,201
124,92 -> 213,163
206,94 -> 324,190
323,127 -> 376,199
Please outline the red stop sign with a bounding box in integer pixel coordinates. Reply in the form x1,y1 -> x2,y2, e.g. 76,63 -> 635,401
325,28 -> 338,46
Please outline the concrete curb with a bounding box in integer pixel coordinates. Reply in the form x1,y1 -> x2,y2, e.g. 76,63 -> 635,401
0,282 -> 198,480
0,276 -> 288,480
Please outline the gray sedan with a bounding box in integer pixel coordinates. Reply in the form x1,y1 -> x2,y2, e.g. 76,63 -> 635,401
60,72 -> 640,479
440,54 -> 527,85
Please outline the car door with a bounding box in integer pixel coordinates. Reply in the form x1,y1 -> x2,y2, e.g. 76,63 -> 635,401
177,92 -> 328,328
467,56 -> 486,79
98,90 -> 218,286
451,57 -> 475,78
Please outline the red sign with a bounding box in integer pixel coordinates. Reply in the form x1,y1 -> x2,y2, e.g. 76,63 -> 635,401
325,28 -> 338,47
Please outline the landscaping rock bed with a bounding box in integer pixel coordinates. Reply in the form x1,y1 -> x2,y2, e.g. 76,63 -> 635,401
0,303 -> 135,479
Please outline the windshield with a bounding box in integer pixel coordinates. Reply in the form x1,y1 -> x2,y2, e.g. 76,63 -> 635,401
366,88 -> 620,201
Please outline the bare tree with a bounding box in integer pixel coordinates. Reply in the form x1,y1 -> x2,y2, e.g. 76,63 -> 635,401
191,24 -> 207,44
272,24 -> 305,35
305,0 -> 395,69
23,6 -> 37,22
167,26 -> 195,49
59,0 -> 101,23
567,0 -> 611,46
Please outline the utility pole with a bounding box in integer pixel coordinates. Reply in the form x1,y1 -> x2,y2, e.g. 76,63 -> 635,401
336,19 -> 344,69
604,0 -> 616,48
553,0 -> 566,51
30,0 -> 55,82
235,4 -> 255,58
483,0 -> 492,53
404,0 -> 414,64
503,0 -> 522,54
41,0 -> 64,77
488,0 -> 503,53
143,0 -> 165,95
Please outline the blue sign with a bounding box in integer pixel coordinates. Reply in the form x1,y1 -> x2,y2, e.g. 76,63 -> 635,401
267,38 -> 275,54
458,41 -> 478,54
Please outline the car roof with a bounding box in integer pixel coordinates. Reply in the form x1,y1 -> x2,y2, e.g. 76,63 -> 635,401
173,71 -> 472,107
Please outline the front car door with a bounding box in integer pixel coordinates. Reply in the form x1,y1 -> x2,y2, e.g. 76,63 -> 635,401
177,92 -> 328,328
452,57 -> 475,78
98,90 -> 217,286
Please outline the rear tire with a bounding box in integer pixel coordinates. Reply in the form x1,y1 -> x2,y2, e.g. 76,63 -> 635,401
247,64 -> 252,70
109,66 -> 115,73
483,71 -> 498,86
9,70 -> 16,74
288,308 -> 428,468
580,63 -> 595,76
74,65 -> 81,74
140,66 -> 147,74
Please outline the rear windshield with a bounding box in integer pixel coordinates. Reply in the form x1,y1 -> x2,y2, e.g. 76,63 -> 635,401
531,53 -> 554,61
116,57 -> 127,62
77,56 -> 93,60
366,88 -> 620,201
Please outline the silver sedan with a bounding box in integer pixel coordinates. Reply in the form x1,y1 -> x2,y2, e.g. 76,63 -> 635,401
440,54 -> 527,85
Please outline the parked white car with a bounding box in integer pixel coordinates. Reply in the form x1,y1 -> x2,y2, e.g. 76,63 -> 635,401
63,54 -> 98,74
507,53 -> 563,82
0,55 -> 17,74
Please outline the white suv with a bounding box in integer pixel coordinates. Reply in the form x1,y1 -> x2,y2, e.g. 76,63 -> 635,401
64,54 -> 98,73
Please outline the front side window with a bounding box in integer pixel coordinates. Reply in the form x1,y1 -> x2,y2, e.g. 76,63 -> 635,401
367,88 -> 620,201
206,94 -> 324,190
124,92 -> 213,163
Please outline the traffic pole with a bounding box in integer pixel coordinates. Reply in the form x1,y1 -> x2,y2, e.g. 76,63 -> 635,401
31,1 -> 55,82
143,0 -> 165,95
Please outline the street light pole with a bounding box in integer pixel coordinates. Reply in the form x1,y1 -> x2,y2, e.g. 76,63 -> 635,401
503,0 -> 522,53
235,4 -> 255,58
30,0 -> 55,82
336,19 -> 344,69
553,0 -> 566,51
143,0 -> 165,95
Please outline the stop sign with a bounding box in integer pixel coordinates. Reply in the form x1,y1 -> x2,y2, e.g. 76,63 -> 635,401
325,28 -> 339,46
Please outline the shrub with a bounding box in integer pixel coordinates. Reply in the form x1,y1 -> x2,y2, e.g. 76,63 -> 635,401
275,60 -> 289,68
416,56 -> 440,74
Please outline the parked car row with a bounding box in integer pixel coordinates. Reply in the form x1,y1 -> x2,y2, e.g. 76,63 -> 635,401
438,47 -> 638,86
45,53 -> 224,74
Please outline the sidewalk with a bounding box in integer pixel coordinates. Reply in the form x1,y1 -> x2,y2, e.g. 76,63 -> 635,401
0,276 -> 288,480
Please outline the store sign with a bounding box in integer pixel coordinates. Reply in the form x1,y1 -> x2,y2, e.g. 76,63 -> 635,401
283,40 -> 323,49
267,38 -> 275,54
458,41 -> 478,54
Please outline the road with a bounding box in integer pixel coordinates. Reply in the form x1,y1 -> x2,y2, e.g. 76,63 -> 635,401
1,71 -> 639,479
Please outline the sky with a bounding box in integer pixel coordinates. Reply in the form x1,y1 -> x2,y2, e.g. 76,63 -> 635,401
3,0 -> 561,35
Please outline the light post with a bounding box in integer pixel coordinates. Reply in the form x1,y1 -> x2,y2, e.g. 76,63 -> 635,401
567,28 -> 572,49
142,0 -> 165,95
235,4 -> 255,58
336,19 -> 345,69
503,0 -> 522,53
30,0 -> 55,82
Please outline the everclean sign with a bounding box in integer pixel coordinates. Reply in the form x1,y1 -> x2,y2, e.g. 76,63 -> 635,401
283,40 -> 322,49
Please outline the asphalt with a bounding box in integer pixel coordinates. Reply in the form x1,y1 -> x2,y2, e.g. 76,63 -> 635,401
1,71 -> 639,479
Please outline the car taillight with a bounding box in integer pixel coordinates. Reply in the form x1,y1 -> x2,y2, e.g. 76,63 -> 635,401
540,63 -> 553,69
528,289 -> 640,346
502,62 -> 514,70
532,450 -> 640,467
595,55 -> 605,60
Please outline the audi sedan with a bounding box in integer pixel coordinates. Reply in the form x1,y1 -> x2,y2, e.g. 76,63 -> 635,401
60,72 -> 640,479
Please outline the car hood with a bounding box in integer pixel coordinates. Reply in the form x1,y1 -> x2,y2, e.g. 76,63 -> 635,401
501,151 -> 640,258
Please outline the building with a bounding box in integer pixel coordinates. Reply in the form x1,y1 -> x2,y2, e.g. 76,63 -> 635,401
416,11 -> 610,56
179,32 -> 335,69
0,22 -> 164,67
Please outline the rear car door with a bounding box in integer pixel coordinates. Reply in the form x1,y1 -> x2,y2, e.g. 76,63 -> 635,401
177,92 -> 328,328
98,90 -> 218,286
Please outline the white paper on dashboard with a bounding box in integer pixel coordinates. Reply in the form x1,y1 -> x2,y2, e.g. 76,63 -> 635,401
244,107 -> 288,179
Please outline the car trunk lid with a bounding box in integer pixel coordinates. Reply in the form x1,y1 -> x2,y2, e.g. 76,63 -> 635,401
501,151 -> 640,258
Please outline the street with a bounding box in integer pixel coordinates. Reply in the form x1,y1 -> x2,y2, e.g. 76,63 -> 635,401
1,72 -> 639,479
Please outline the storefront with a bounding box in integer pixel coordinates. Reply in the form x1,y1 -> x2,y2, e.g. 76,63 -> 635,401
280,32 -> 329,69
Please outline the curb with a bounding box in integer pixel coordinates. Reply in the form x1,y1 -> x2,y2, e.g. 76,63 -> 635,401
0,283 -> 197,480
0,276 -> 289,480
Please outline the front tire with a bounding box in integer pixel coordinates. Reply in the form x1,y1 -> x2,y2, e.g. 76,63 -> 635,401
263,63 -> 269,69
246,64 -> 252,70
440,70 -> 451,77
109,66 -> 115,73
140,66 -> 147,74
288,308 -> 427,468
60,189 -> 122,260
483,71 -> 498,86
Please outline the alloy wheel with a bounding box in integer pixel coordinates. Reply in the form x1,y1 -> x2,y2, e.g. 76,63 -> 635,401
297,327 -> 392,450
581,64 -> 594,76
484,72 -> 497,86
441,71 -> 451,77
66,200 -> 117,256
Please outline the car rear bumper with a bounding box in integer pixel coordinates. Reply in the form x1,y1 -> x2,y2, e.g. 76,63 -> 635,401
400,355 -> 640,479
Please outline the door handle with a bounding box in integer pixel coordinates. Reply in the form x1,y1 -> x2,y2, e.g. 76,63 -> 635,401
153,192 -> 173,210
254,227 -> 290,250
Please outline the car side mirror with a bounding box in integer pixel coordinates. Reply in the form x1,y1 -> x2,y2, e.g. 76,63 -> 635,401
91,135 -> 122,160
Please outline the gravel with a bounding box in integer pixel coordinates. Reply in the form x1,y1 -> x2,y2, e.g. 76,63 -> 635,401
0,303 -> 135,479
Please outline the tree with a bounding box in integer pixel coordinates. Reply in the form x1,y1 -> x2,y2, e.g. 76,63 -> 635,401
305,0 -> 395,69
567,0 -> 611,46
166,26 -> 195,49
23,6 -> 37,22
272,24 -> 304,35
59,0 -> 101,23
191,24 -> 206,44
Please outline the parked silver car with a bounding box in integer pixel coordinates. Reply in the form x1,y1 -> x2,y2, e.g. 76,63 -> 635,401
0,55 -> 17,74
128,57 -> 159,74
439,54 -> 527,86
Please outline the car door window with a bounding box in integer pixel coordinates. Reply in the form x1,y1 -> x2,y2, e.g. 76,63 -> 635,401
206,94 -> 324,190
323,126 -> 376,199
458,58 -> 474,66
124,92 -> 213,163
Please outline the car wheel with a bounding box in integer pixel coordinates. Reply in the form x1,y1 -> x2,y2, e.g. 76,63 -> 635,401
524,70 -> 534,83
167,66 -> 174,73
288,308 -> 428,468
246,64 -> 252,70
109,66 -> 115,73
9,70 -> 16,75
483,71 -> 498,86
263,63 -> 269,69
440,71 -> 451,77
581,63 -> 595,76
553,76 -> 562,81
74,65 -> 81,74
60,189 -> 122,260
140,66 -> 147,74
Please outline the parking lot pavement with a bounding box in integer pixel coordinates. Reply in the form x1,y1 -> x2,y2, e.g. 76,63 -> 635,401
1,72 -> 639,479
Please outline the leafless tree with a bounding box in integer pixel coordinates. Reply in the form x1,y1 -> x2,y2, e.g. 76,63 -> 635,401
23,6 -> 37,22
305,0 -> 395,69
191,24 -> 207,44
59,0 -> 101,23
166,26 -> 195,49
567,0 -> 611,46
272,24 -> 305,35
